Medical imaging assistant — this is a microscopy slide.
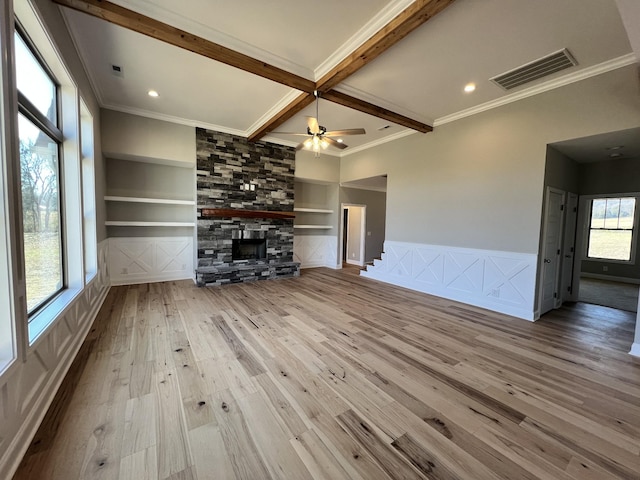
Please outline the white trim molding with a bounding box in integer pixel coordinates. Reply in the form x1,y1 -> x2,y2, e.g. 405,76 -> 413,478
294,235 -> 338,269
109,236 -> 194,285
630,342 -> 640,357
361,240 -> 538,321
0,239 -> 110,480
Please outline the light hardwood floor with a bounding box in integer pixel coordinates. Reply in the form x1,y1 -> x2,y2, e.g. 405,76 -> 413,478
13,267 -> 640,479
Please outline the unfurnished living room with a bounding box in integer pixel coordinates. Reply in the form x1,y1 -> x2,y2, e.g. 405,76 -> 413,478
1,0 -> 640,479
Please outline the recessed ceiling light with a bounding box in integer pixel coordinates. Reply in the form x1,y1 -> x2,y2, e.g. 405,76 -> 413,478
464,83 -> 476,93
609,152 -> 623,158
148,90 -> 159,97
606,145 -> 624,150
337,139 -> 343,143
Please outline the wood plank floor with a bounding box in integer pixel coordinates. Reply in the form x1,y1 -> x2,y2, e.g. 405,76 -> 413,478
13,266 -> 640,480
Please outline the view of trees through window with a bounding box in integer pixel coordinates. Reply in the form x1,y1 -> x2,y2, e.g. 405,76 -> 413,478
588,197 -> 636,261
15,31 -> 63,313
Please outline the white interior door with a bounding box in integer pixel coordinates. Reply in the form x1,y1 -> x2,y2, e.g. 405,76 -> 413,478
540,187 -> 566,315
561,192 -> 578,303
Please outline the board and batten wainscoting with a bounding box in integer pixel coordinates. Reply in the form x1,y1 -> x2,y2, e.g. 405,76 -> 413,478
294,235 -> 339,269
0,240 -> 110,480
362,241 -> 537,320
108,237 -> 194,285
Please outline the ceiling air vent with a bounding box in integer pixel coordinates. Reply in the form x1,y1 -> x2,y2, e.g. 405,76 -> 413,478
490,49 -> 577,90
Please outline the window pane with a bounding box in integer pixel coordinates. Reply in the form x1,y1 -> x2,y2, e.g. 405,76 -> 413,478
588,230 -> 632,261
619,198 -> 635,229
590,199 -> 606,229
603,198 -> 621,229
15,32 -> 57,124
18,113 -> 63,312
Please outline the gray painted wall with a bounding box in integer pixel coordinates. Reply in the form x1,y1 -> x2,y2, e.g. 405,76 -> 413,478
544,147 -> 579,193
340,187 -> 386,263
101,109 -> 196,166
294,181 -> 339,235
340,65 -> 640,258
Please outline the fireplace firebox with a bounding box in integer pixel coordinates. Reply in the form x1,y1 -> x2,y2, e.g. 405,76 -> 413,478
232,238 -> 267,261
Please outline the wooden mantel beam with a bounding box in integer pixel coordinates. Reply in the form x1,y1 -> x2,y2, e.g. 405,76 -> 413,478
51,0 -> 316,93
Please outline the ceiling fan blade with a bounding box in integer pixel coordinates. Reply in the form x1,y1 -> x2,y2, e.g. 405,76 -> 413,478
270,132 -> 310,136
324,128 -> 366,136
295,142 -> 306,151
307,116 -> 320,134
325,137 -> 348,150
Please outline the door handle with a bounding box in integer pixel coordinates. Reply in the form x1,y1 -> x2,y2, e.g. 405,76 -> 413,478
565,255 -> 572,258
544,258 -> 551,263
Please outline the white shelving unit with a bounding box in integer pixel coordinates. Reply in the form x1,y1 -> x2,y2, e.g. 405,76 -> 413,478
293,207 -> 334,214
105,196 -> 195,206
105,221 -> 195,227
105,156 -> 195,233
294,225 -> 332,229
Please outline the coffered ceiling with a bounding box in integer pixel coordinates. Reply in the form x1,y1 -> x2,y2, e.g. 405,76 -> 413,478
57,0 -> 635,156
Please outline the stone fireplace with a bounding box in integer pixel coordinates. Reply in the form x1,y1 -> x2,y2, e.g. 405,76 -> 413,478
195,128 -> 300,286
232,230 -> 266,261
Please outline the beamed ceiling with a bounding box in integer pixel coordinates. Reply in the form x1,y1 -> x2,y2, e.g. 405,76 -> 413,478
55,0 -> 636,157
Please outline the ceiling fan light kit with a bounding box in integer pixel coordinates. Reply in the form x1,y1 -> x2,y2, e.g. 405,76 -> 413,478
273,90 -> 366,156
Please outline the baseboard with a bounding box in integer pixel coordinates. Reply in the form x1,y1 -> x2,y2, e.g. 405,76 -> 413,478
630,342 -> 640,357
580,273 -> 640,285
110,272 -> 194,286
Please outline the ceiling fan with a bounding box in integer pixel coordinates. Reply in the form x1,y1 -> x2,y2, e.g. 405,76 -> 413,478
272,90 -> 366,155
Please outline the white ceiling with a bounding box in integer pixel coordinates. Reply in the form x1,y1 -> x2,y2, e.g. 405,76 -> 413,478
60,0 -> 635,157
550,127 -> 640,163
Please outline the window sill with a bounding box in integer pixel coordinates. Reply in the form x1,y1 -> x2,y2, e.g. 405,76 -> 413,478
28,287 -> 82,346
583,257 -> 636,266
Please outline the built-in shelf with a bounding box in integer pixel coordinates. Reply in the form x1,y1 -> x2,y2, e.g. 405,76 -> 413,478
294,225 -> 333,229
104,151 -> 195,168
105,221 -> 196,227
105,195 -> 195,205
293,207 -> 334,213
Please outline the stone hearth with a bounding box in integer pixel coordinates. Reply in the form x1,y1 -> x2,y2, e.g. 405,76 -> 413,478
195,128 -> 300,286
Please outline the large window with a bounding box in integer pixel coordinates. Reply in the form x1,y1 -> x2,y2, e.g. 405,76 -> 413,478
15,29 -> 64,314
587,197 -> 636,262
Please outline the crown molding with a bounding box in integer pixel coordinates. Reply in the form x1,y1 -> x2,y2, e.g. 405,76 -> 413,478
245,89 -> 306,135
313,0 -> 416,80
101,104 -> 246,136
434,54 -> 638,127
339,128 -> 416,157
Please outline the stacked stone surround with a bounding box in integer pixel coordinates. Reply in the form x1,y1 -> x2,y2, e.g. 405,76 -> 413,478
195,128 -> 300,286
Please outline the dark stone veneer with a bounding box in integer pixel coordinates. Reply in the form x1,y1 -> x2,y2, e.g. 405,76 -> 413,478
195,128 -> 300,286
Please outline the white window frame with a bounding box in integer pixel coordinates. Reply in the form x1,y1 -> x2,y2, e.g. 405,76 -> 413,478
583,193 -> 640,265
15,0 -> 84,345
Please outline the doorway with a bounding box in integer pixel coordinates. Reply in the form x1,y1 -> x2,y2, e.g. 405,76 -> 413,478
341,204 -> 366,267
539,187 -> 566,315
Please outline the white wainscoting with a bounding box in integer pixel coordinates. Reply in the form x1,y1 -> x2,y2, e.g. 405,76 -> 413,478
0,240 -> 110,480
294,235 -> 338,269
361,241 -> 538,321
109,236 -> 194,285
